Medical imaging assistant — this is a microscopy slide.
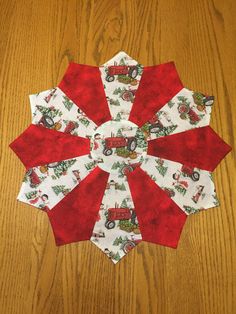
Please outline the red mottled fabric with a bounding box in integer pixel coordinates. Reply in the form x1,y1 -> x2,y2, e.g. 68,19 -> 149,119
129,62 -> 184,127
9,124 -> 90,169
47,167 -> 109,245
127,167 -> 187,248
58,63 -> 111,126
148,126 -> 232,172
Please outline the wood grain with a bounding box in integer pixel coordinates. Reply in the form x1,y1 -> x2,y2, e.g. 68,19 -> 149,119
0,0 -> 235,313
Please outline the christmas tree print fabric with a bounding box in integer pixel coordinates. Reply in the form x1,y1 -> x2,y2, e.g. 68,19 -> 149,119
10,51 -> 231,264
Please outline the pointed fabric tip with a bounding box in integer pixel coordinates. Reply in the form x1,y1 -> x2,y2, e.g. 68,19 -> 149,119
147,126 -> 232,172
102,51 -> 138,66
47,167 -> 109,246
127,167 -> 187,248
90,173 -> 142,264
9,124 -> 90,169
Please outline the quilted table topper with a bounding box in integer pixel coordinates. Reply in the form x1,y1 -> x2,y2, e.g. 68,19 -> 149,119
10,51 -> 231,264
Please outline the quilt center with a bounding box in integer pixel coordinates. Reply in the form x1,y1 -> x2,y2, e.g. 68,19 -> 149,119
90,120 -> 147,174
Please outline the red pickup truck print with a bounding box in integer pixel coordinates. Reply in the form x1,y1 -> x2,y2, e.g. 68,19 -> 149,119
173,165 -> 200,182
121,162 -> 141,176
105,65 -> 139,82
103,136 -> 137,156
38,116 -> 78,133
105,207 -> 136,229
121,89 -> 137,102
39,115 -> 55,128
122,235 -> 142,254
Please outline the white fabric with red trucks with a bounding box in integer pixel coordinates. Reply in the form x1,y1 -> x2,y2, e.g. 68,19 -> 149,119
99,52 -> 143,122
141,156 -> 219,215
90,120 -> 147,174
17,155 -> 97,210
141,88 -> 214,140
90,173 -> 142,264
29,87 -> 97,138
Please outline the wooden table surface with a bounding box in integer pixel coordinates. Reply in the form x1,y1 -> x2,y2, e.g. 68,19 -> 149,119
0,0 -> 235,313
